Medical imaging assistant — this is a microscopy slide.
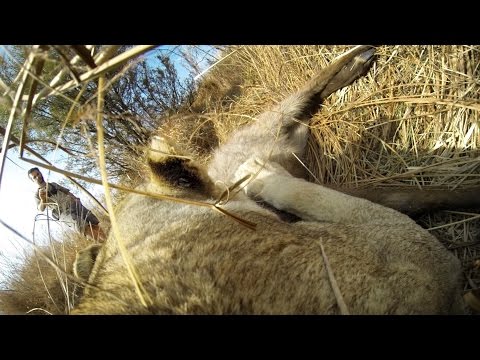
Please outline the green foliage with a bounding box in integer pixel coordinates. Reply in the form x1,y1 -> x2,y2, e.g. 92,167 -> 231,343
0,45 -> 197,181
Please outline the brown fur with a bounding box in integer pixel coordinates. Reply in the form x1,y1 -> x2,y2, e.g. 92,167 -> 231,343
72,46 -> 465,315
73,244 -> 103,282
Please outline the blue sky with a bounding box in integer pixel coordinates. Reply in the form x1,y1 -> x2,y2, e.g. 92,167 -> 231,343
0,152 -> 69,255
0,153 -> 40,255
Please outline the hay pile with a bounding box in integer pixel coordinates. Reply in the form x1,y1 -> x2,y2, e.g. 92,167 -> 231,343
187,45 -> 480,297
0,232 -> 93,314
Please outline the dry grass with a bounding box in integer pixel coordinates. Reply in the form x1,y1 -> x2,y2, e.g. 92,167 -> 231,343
1,45 -> 479,314
0,230 -> 94,314
196,46 -> 479,186
185,45 -> 480,298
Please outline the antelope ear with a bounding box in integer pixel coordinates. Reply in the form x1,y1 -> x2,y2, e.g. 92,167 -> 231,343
147,136 -> 214,195
73,244 -> 103,282
148,135 -> 186,163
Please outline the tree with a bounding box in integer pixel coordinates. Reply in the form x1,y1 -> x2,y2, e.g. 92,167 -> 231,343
0,45 -> 196,183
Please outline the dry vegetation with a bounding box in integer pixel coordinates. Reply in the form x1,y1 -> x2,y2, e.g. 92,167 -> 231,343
187,45 -> 480,296
1,45 -> 479,314
0,231 -> 94,314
